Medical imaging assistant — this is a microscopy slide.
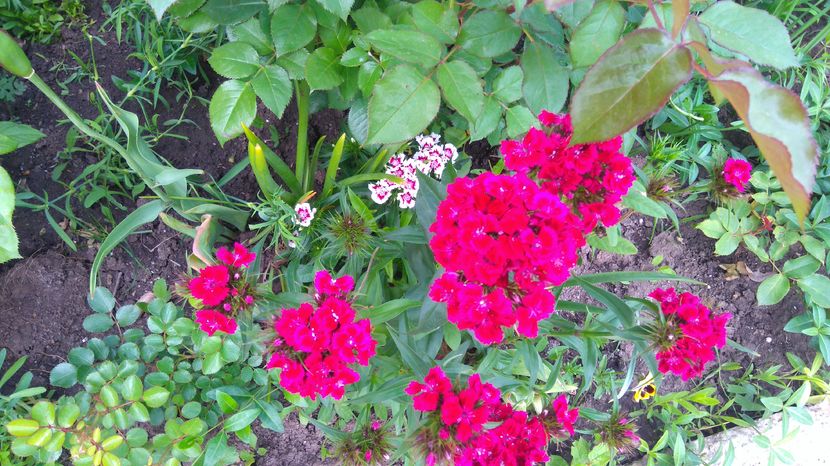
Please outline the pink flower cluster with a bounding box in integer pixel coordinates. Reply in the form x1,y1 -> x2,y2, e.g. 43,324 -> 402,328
500,112 -> 635,233
429,112 -> 634,344
266,271 -> 377,400
406,367 -> 578,466
722,158 -> 752,193
369,133 -> 458,209
649,288 -> 731,380
188,243 -> 257,336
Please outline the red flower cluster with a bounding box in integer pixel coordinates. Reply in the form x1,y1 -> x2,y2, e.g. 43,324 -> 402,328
722,158 -> 752,193
406,367 -> 578,465
429,112 -> 634,344
500,112 -> 635,233
266,271 -> 377,400
649,288 -> 731,380
188,242 -> 257,336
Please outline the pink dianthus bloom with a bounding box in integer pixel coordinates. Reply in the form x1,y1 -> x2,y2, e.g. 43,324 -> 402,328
722,158 -> 752,193
194,309 -> 237,336
216,242 -> 256,268
649,288 -> 731,380
188,265 -> 230,307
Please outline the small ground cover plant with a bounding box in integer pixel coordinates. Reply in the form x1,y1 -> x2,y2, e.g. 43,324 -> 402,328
0,0 -> 829,465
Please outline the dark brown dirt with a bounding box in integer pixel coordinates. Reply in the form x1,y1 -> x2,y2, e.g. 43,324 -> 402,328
252,415 -> 335,466
0,250 -> 88,387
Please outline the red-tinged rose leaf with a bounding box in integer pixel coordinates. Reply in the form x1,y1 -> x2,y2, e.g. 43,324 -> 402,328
672,0 -> 689,38
543,0 -> 577,11
710,67 -> 818,220
570,28 -> 693,145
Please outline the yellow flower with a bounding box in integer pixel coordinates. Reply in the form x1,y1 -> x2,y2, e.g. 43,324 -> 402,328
632,373 -> 657,402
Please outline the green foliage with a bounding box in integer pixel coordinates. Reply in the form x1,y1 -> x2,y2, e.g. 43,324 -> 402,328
0,0 -> 86,44
2,282 -> 283,466
162,0 -> 573,145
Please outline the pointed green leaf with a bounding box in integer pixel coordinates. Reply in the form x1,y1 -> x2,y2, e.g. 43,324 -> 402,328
305,47 -> 344,91
209,80 -> 257,144
709,66 -> 818,220
757,273 -> 790,305
570,29 -> 693,144
208,42 -> 260,79
521,41 -> 568,114
251,65 -> 291,118
458,10 -> 521,58
270,4 -> 317,55
436,60 -> 483,121
367,65 -> 440,144
699,1 -> 797,69
569,0 -> 625,68
365,29 -> 444,68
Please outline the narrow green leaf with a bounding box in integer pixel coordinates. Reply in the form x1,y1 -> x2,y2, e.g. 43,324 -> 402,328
223,408 -> 260,432
90,200 -> 165,295
0,122 -> 45,156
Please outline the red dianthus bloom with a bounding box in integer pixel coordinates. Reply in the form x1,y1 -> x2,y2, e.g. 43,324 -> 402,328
267,270 -> 377,400
430,112 -> 635,344
649,288 -> 731,380
722,158 -> 752,193
408,368 -> 576,465
194,309 -> 237,336
216,242 -> 256,268
189,265 -> 230,307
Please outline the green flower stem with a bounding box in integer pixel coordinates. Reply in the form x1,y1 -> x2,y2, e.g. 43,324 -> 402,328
26,73 -> 125,158
294,80 -> 310,194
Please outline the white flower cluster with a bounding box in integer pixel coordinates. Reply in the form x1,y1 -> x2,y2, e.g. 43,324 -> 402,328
368,134 -> 458,209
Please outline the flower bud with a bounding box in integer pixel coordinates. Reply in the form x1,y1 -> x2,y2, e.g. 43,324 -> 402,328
0,30 -> 32,77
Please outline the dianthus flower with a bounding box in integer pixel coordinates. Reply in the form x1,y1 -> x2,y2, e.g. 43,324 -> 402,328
408,368 -> 576,465
648,288 -> 731,380
428,171 -> 585,343
460,410 -> 550,466
599,414 -> 641,455
500,111 -> 634,233
186,243 -> 258,337
430,112 -> 635,344
216,242 -> 256,268
267,271 -> 377,400
194,309 -> 238,336
369,133 -> 458,209
539,394 -> 579,439
722,158 -> 752,193
294,202 -> 317,228
189,265 -> 230,307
